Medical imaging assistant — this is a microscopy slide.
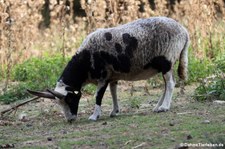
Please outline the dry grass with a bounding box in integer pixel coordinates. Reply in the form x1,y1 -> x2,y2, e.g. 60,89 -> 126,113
0,0 -> 225,80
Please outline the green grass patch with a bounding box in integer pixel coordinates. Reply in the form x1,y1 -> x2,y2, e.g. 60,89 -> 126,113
193,54 -> 225,101
0,54 -> 68,104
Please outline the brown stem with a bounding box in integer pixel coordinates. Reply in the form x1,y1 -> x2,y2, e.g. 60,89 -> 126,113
0,97 -> 40,116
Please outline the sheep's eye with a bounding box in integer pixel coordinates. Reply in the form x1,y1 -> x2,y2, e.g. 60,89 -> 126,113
74,91 -> 79,95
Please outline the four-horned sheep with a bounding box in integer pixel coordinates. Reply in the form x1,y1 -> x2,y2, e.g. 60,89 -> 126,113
28,16 -> 190,122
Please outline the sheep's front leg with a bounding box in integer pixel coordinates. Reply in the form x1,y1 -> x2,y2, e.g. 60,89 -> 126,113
109,81 -> 119,117
89,81 -> 108,121
153,70 -> 175,112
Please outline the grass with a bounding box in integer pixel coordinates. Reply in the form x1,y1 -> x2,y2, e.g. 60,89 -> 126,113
193,54 -> 225,101
0,55 -> 68,104
0,83 -> 225,148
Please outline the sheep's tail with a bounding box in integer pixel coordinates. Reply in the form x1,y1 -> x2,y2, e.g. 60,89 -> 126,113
178,33 -> 190,81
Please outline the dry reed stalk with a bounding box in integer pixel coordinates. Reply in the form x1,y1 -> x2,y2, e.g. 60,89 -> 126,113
154,0 -> 169,16
59,2 -> 69,61
81,0 -> 97,33
0,2 -> 5,78
173,0 -> 225,57
3,3 -> 14,92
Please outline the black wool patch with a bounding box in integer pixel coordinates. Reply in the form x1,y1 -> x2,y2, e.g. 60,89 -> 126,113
104,32 -> 112,41
117,54 -> 131,73
59,50 -> 91,90
115,43 -> 122,53
122,33 -> 138,58
95,83 -> 108,106
122,33 -> 131,44
144,56 -> 171,74
90,52 -> 107,79
100,51 -> 120,71
100,51 -> 131,73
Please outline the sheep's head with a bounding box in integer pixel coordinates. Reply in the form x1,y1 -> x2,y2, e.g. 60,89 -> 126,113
27,81 -> 81,122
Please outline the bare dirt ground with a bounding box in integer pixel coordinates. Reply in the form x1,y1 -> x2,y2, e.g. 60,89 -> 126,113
0,81 -> 225,149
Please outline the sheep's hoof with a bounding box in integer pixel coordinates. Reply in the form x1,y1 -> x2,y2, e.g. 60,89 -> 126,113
153,106 -> 169,113
66,115 -> 77,123
110,109 -> 119,117
88,114 -> 100,121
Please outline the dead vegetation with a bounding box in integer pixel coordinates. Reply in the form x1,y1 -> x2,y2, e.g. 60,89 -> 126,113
0,0 -> 225,88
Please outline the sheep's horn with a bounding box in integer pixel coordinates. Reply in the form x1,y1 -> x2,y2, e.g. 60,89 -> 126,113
27,89 -> 56,99
47,89 -> 65,99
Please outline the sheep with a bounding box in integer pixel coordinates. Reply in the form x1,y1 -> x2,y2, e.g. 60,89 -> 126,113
28,16 -> 190,122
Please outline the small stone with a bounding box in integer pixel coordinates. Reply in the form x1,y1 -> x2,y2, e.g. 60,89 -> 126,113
99,142 -> 106,146
26,123 -> 33,127
169,121 -> 175,126
186,134 -> 193,140
47,137 -> 52,141
202,120 -> 210,124
213,100 -> 225,105
170,138 -> 176,142
18,113 -> 28,122
102,122 -> 107,125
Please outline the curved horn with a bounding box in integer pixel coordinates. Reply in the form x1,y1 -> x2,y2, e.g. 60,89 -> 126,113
47,89 -> 65,99
27,89 -> 56,99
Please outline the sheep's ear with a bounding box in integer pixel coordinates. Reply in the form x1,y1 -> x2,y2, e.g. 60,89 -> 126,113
27,89 -> 56,99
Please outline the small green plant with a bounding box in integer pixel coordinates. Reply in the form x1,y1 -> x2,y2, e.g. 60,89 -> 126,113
11,54 -> 68,83
215,55 -> 225,73
147,74 -> 163,88
188,54 -> 214,84
82,84 -> 96,95
129,97 -> 141,109
194,54 -> 225,101
194,73 -> 225,101
0,82 -> 32,104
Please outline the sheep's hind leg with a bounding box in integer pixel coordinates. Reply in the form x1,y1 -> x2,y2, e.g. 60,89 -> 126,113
153,92 -> 166,112
153,70 -> 175,112
109,81 -> 119,117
